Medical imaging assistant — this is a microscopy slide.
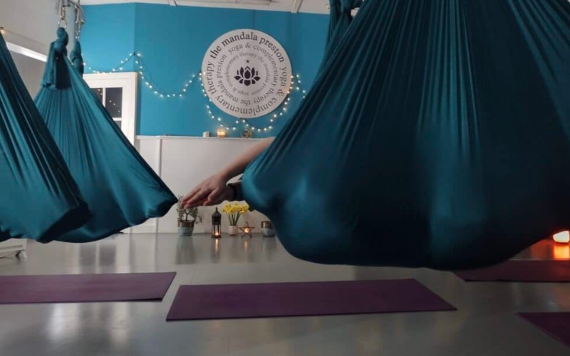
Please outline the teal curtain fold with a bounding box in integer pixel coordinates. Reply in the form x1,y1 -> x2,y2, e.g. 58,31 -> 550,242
242,0 -> 570,270
0,33 -> 90,243
34,30 -> 177,243
322,0 -> 362,68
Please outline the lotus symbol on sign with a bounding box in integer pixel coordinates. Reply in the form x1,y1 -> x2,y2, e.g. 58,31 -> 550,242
235,66 -> 261,86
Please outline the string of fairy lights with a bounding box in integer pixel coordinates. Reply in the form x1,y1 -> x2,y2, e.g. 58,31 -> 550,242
84,52 -> 308,133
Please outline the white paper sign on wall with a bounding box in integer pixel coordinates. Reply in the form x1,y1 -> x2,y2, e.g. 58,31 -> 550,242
201,29 -> 293,119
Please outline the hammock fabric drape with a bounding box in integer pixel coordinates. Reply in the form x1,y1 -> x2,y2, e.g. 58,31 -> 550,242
34,28 -> 177,242
242,0 -> 570,270
0,33 -> 90,243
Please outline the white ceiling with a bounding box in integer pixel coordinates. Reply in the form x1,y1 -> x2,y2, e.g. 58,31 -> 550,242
80,0 -> 330,14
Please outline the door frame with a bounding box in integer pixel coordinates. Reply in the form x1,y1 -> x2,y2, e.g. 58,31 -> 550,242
84,72 -> 139,144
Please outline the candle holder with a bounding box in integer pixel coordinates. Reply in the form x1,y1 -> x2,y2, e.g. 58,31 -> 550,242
240,222 -> 255,238
211,208 -> 222,238
261,221 -> 276,237
217,128 -> 227,138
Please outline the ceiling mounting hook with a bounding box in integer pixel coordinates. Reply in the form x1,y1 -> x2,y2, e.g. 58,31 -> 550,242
58,5 -> 67,29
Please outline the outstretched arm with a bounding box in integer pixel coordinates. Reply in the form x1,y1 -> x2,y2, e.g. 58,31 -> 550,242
182,137 -> 274,208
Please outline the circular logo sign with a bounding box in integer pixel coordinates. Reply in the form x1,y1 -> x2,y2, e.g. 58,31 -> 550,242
201,29 -> 292,119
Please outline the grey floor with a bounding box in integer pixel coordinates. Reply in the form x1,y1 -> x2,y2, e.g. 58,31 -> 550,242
0,233 -> 569,356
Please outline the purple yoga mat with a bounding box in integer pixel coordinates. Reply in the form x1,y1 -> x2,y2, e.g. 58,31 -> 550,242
455,260 -> 570,282
518,312 -> 570,349
166,279 -> 455,321
0,272 -> 176,304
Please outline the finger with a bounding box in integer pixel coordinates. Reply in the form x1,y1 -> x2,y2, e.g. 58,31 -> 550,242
187,197 -> 207,208
203,187 -> 223,206
184,189 -> 209,208
181,187 -> 201,203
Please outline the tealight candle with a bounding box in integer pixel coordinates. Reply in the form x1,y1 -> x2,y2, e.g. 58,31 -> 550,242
217,129 -> 227,138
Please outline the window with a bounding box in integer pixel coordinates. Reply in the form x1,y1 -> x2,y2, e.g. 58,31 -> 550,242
84,72 -> 138,144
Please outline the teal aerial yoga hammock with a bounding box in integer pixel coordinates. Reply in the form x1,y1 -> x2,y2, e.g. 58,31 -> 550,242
0,33 -> 90,243
34,28 -> 177,242
242,0 -> 570,270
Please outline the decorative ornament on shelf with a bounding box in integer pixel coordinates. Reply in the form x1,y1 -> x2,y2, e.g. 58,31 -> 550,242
261,221 -> 276,237
240,222 -> 255,238
553,231 -> 570,244
216,128 -> 227,138
222,202 -> 250,236
241,128 -> 253,138
211,208 -> 222,238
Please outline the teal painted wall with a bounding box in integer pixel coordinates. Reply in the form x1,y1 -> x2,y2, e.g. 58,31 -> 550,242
81,4 -> 328,137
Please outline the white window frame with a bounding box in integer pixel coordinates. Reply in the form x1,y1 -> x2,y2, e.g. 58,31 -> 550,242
83,72 -> 139,144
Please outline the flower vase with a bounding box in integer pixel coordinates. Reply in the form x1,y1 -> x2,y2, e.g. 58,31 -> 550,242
178,220 -> 194,237
228,225 -> 239,236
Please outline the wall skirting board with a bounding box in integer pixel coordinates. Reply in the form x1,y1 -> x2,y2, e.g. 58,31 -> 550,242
135,135 -> 270,234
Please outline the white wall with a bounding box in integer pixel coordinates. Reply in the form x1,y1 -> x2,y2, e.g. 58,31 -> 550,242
0,0 -> 75,54
137,136 -> 270,234
10,52 -> 45,96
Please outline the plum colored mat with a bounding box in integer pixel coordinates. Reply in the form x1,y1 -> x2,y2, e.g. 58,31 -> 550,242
518,312 -> 570,348
455,260 -> 570,282
0,272 -> 176,304
166,279 -> 455,321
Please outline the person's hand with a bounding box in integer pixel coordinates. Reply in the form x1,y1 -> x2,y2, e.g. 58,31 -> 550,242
181,174 -> 233,208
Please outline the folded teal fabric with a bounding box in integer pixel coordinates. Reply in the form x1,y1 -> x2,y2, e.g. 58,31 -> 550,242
242,0 -> 570,269
0,33 -> 89,243
34,29 -> 177,242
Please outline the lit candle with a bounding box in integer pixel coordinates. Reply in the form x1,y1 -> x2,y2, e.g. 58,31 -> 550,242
211,208 -> 222,238
554,245 -> 570,260
217,129 -> 227,138
553,231 -> 570,244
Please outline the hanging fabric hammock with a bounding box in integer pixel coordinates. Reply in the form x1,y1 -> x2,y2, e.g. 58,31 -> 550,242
34,28 -> 177,242
0,33 -> 90,243
242,0 -> 570,270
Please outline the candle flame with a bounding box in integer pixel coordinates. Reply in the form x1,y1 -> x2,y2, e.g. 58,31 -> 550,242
553,231 -> 570,243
